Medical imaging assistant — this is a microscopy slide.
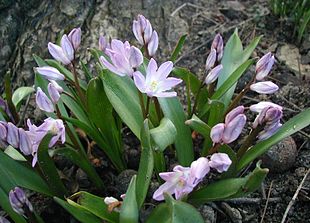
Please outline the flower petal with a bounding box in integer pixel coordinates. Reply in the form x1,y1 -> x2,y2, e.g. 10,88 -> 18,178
133,71 -> 146,93
222,114 -> 246,144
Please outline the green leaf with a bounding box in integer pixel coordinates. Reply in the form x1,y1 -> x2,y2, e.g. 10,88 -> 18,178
211,59 -> 255,100
37,134 -> 68,197
216,31 -> 261,106
207,100 -> 225,127
237,108 -> 310,171
120,175 -> 139,223
189,161 -> 268,205
101,70 -> 144,138
72,191 -> 119,223
4,145 -> 27,161
54,197 -> 102,223
150,118 -> 177,151
53,148 -> 105,190
170,34 -> 187,62
0,151 -> 52,196
147,194 -> 204,223
136,120 -> 154,208
172,67 -> 200,94
158,97 -> 194,166
12,87 -> 34,108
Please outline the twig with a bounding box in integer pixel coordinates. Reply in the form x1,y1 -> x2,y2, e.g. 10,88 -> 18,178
281,168 -> 310,223
226,197 -> 280,205
260,181 -> 273,223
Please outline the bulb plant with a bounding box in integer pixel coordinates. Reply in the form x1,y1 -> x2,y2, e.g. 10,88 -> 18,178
0,14 -> 309,223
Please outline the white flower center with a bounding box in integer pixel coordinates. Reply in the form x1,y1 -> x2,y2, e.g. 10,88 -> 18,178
150,81 -> 158,91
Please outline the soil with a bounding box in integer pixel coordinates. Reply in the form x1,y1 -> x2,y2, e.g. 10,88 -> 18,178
0,0 -> 310,222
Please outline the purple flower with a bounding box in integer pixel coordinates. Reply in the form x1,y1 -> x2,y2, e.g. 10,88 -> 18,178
189,157 -> 210,186
209,153 -> 232,173
48,34 -> 74,65
99,39 -> 143,77
205,49 -> 217,71
0,216 -> 10,223
48,81 -> 63,103
133,14 -> 153,45
205,64 -> 223,85
133,58 -> 182,97
250,81 -> 279,94
251,103 -> 283,141
26,118 -> 65,166
249,101 -> 282,113
211,34 -> 224,62
255,52 -> 275,81
36,66 -> 65,81
36,87 -> 54,112
210,106 -> 246,144
9,187 -> 33,216
0,122 -> 7,141
148,30 -> 158,57
68,27 -> 81,51
7,122 -> 19,148
99,35 -> 110,52
18,128 -> 32,156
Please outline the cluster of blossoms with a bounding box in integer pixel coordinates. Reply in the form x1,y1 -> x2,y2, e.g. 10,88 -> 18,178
0,118 -> 65,166
153,153 -> 232,201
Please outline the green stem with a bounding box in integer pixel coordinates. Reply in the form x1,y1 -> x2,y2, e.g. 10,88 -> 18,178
208,143 -> 221,155
186,78 -> 192,119
153,97 -> 163,122
236,126 -> 264,160
191,82 -> 205,117
146,97 -> 151,117
4,72 -> 19,124
70,62 -> 87,109
153,150 -> 166,181
138,91 -> 147,119
208,81 -> 216,97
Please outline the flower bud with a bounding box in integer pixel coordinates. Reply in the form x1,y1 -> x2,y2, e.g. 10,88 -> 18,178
205,64 -> 223,85
250,81 -> 279,94
18,128 -> 32,156
104,197 -> 119,205
36,87 -> 54,112
99,35 -> 109,52
209,153 -> 232,173
250,101 -> 282,113
256,53 -> 275,80
225,105 -> 244,124
189,157 -> 210,185
147,30 -> 158,57
7,122 -> 19,148
133,14 -> 153,45
48,82 -> 62,103
205,49 -> 216,71
68,27 -> 81,51
210,123 -> 225,144
129,46 -> 143,68
9,187 -> 33,215
222,114 -> 246,144
211,34 -> 223,61
60,34 -> 74,62
258,121 -> 282,141
36,66 -> 65,81
48,42 -> 72,65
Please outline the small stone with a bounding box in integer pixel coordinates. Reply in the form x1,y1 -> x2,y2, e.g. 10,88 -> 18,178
261,136 -> 297,173
115,169 -> 137,195
199,205 -> 216,223
76,168 -> 91,188
221,202 -> 242,223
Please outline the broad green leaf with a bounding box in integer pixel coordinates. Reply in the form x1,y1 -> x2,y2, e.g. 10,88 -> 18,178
147,194 -> 204,223
120,175 -> 139,223
170,34 -> 187,62
188,161 -> 268,205
216,31 -> 261,106
37,134 -> 68,197
211,59 -> 255,100
207,100 -> 225,127
53,148 -> 105,190
0,187 -> 26,223
0,151 -> 52,196
237,108 -> 310,171
12,87 -> 34,108
136,120 -> 154,208
101,70 -> 144,138
150,118 -> 176,151
158,97 -> 194,166
54,197 -> 102,223
172,67 -> 200,94
72,191 -> 119,223
4,145 -> 27,161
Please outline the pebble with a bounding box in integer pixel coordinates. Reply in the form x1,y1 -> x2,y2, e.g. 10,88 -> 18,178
199,205 -> 216,223
115,169 -> 137,194
221,202 -> 242,223
261,136 -> 297,173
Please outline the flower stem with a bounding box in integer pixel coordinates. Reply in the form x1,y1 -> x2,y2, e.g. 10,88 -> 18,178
138,91 -> 147,119
236,125 -> 264,160
70,62 -> 87,108
153,97 -> 162,122
191,82 -> 205,117
208,143 -> 221,155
